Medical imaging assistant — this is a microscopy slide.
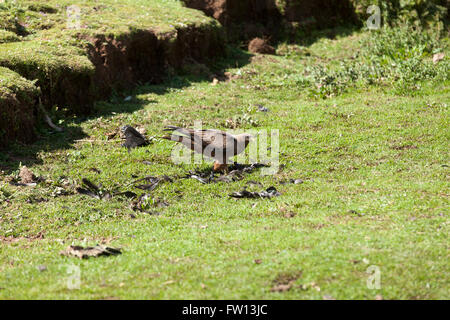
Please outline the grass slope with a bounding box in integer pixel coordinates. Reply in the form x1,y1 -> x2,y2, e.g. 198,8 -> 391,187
0,28 -> 449,299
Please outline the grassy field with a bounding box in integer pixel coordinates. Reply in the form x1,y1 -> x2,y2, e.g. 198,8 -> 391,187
1,21 -> 449,299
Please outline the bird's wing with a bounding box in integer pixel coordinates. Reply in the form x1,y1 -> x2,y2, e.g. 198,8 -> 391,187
193,129 -> 236,151
164,126 -> 236,150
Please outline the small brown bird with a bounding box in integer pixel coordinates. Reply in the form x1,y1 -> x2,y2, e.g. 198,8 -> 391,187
162,126 -> 253,173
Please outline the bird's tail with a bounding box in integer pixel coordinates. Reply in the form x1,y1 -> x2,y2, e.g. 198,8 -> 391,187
163,125 -> 180,132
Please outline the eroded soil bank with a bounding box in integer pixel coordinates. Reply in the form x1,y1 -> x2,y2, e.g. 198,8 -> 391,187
0,23 -> 224,147
86,25 -> 224,101
0,67 -> 39,147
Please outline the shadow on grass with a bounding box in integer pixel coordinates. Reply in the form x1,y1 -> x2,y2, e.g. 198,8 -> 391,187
0,125 -> 87,173
287,24 -> 360,47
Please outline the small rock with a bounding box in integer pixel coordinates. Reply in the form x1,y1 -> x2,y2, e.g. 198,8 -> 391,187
19,166 -> 36,184
37,265 -> 47,272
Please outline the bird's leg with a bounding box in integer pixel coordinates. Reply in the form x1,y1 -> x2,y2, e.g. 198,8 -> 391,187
213,161 -> 228,174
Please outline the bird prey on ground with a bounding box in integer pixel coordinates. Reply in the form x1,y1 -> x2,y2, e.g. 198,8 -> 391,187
162,126 -> 253,173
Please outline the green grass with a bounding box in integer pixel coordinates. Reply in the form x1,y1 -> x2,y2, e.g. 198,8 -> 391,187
0,28 -> 449,299
0,66 -> 38,98
0,29 -> 19,44
0,39 -> 94,78
2,0 -> 216,38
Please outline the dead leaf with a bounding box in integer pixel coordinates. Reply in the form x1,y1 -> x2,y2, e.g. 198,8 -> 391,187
256,104 -> 269,112
187,163 -> 269,185
135,126 -> 147,136
230,186 -> 281,199
271,270 -> 302,292
284,212 -> 296,218
19,166 -> 36,184
280,178 -> 304,185
89,167 -> 102,174
433,52 -> 445,64
310,282 -> 321,292
60,245 -> 121,259
76,178 -> 109,200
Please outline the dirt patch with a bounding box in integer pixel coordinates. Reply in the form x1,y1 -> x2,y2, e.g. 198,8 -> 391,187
248,37 -> 275,54
19,166 -> 36,184
271,270 -> 303,292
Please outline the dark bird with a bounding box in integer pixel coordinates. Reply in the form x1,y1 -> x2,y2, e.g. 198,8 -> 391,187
121,125 -> 148,151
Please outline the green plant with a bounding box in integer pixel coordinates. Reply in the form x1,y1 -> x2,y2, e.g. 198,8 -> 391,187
304,24 -> 449,98
351,0 -> 448,28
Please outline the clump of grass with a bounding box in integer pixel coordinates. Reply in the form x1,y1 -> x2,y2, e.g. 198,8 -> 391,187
0,66 -> 38,100
0,0 -> 28,34
304,24 -> 449,98
351,0 -> 448,28
0,29 -> 20,44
